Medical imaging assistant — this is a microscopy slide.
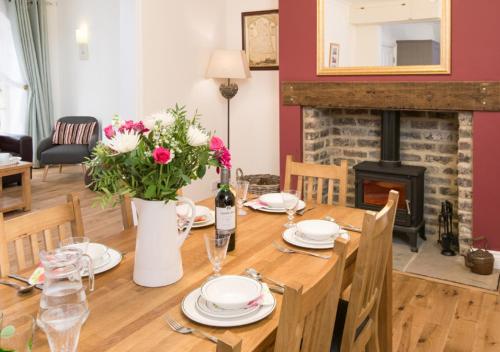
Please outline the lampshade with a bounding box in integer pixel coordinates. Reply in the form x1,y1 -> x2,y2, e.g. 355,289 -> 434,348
206,50 -> 251,79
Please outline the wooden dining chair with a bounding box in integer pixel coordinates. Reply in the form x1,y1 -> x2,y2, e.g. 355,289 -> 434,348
284,154 -> 348,206
0,193 -> 84,277
120,190 -> 184,230
332,190 -> 399,352
216,237 -> 350,352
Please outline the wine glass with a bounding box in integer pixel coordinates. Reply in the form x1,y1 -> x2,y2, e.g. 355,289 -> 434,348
204,233 -> 231,277
38,304 -> 88,352
236,180 -> 250,216
281,190 -> 301,228
0,313 -> 34,352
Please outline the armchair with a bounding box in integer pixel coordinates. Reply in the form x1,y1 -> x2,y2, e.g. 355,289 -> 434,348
38,116 -> 99,181
0,133 -> 33,187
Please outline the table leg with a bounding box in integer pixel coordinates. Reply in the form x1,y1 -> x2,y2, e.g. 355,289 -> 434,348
22,168 -> 31,211
378,244 -> 393,351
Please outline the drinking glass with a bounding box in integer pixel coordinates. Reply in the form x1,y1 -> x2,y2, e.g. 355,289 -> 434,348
236,180 -> 250,216
204,233 -> 231,277
0,313 -> 35,352
38,304 -> 88,352
281,190 -> 301,228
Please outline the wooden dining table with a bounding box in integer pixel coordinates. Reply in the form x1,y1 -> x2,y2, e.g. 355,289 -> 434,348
0,199 -> 392,352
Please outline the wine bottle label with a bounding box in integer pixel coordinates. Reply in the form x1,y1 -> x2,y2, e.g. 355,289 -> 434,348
216,206 -> 236,230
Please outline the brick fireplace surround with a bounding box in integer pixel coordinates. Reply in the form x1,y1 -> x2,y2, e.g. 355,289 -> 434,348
302,108 -> 473,250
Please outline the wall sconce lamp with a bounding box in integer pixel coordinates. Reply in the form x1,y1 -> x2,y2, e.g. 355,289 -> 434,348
75,24 -> 89,60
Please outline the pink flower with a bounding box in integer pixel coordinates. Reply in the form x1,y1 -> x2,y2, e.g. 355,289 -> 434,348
118,120 -> 149,134
214,146 -> 231,173
118,120 -> 135,133
104,125 -> 115,139
152,147 -> 173,164
132,121 -> 149,134
218,147 -> 231,169
210,136 -> 225,151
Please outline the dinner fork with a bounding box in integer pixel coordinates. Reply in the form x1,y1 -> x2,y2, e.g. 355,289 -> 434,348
164,314 -> 218,343
272,241 -> 331,260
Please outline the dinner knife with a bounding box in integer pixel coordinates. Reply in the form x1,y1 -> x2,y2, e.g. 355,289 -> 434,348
8,274 -> 44,290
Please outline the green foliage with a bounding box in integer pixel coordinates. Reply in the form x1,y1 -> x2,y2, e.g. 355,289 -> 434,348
86,105 -> 221,205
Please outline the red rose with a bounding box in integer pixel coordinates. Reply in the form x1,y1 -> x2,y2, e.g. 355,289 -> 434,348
152,147 -> 173,164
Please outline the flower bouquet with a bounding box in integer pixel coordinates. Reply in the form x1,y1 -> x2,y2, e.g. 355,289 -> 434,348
87,104 -> 231,204
86,105 -> 231,287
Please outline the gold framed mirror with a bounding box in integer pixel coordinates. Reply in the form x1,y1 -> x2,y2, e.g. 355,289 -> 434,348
317,0 -> 451,75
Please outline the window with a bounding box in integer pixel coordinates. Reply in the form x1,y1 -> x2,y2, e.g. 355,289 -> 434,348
0,8 -> 28,134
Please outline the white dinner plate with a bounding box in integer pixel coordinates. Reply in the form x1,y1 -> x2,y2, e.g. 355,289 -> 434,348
182,288 -> 276,327
192,211 -> 215,228
255,200 -> 306,214
195,295 -> 260,319
82,247 -> 122,277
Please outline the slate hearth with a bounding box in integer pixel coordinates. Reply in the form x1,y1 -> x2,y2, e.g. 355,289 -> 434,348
303,108 -> 473,252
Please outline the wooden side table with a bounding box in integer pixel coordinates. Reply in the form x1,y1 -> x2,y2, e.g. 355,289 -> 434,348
0,161 -> 32,212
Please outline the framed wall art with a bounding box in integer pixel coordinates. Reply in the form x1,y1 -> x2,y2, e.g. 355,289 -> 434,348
242,10 -> 279,70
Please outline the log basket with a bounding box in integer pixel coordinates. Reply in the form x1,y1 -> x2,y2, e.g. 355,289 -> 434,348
236,168 -> 280,196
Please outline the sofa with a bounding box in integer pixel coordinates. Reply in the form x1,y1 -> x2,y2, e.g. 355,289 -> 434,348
0,133 -> 33,187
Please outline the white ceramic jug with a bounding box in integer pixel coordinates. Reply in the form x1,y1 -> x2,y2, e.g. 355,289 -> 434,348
132,197 -> 196,287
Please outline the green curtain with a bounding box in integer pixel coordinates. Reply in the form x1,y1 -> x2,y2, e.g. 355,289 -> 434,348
8,0 -> 53,167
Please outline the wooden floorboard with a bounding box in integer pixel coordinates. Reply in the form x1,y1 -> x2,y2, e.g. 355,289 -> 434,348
2,165 -> 499,352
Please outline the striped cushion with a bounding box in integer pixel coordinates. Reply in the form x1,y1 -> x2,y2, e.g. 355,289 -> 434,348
52,122 -> 75,144
74,122 -> 96,144
52,122 -> 96,145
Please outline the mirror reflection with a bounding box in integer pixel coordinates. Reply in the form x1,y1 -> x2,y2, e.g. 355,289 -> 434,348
319,0 -> 450,74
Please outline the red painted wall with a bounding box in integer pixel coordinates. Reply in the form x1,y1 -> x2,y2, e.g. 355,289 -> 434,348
279,0 -> 500,249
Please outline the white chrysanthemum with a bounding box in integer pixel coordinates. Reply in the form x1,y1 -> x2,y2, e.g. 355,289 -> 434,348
149,111 -> 175,127
187,126 -> 209,147
108,131 -> 140,153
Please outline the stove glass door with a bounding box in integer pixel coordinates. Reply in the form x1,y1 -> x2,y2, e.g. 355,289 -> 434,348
363,179 -> 407,210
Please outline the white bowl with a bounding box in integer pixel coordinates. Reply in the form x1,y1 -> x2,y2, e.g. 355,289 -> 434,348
258,193 -> 284,209
86,243 -> 109,267
200,275 -> 263,310
296,220 -> 340,241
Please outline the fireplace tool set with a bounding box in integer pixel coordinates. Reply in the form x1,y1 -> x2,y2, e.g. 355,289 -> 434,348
437,200 -> 458,256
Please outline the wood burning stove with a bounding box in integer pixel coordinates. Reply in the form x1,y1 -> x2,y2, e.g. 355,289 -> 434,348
354,111 -> 426,252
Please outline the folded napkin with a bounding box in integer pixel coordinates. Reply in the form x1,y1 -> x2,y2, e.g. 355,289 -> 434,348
28,264 -> 45,285
248,283 -> 274,307
244,199 -> 270,210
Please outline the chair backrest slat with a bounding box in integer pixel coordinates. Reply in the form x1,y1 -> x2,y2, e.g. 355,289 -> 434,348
30,233 -> 40,264
0,193 -> 84,277
43,229 -> 55,251
284,155 -> 348,206
340,190 -> 399,352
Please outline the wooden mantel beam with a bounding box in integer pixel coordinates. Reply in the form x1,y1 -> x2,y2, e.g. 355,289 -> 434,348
281,81 -> 500,112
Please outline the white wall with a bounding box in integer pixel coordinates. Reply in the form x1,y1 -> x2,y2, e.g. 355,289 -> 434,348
353,25 -> 382,66
224,0 -> 279,177
324,0 -> 355,67
140,0 -> 227,201
48,0 -> 121,128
